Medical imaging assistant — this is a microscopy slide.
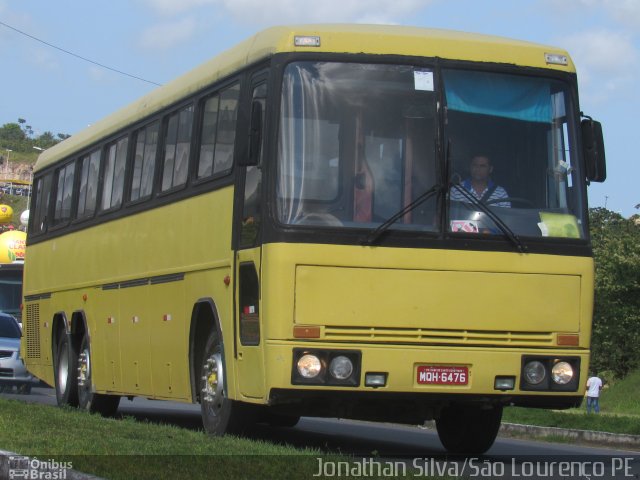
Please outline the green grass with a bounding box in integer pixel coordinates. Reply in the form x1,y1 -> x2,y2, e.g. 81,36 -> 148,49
0,398 -> 350,480
503,369 -> 640,435
0,397 -> 456,479
3,371 -> 639,480
3,372 -> 639,478
598,369 -> 640,415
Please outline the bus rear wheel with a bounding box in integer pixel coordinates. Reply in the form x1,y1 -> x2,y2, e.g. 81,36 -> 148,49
77,335 -> 120,416
200,331 -> 255,435
435,404 -> 502,454
54,332 -> 79,407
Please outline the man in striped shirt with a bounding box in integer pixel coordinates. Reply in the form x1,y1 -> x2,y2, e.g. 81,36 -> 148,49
450,155 -> 511,208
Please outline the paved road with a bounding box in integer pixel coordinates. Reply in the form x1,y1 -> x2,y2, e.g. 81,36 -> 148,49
2,386 -> 639,479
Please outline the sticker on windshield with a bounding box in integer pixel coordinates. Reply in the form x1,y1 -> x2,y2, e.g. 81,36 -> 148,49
450,220 -> 479,233
538,212 -> 581,238
414,70 -> 434,91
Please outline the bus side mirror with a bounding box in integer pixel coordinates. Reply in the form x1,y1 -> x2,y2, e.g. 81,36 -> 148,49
581,119 -> 606,183
241,100 -> 263,167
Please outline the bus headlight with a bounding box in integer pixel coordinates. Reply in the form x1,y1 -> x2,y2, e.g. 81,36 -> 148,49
292,349 -> 361,386
551,361 -> 574,385
297,354 -> 322,379
520,355 -> 581,391
523,360 -> 546,385
329,355 -> 353,380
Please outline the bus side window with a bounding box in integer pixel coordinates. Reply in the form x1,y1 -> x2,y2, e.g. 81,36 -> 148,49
130,122 -> 159,202
239,82 -> 267,248
197,82 -> 240,180
101,136 -> 128,211
77,149 -> 101,219
31,173 -> 53,235
52,161 -> 76,225
161,105 -> 194,192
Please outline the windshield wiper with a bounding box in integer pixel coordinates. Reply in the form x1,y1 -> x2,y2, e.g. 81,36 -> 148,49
449,183 -> 527,253
361,184 -> 442,245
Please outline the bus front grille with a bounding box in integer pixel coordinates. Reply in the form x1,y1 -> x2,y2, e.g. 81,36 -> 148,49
322,326 -> 555,347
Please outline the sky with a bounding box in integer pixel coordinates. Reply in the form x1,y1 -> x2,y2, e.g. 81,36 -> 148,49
0,0 -> 637,216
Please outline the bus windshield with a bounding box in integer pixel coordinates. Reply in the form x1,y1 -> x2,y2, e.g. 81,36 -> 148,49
276,61 -> 585,240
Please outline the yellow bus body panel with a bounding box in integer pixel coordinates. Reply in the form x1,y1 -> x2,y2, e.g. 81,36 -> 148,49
23,187 -> 235,400
255,243 -> 592,400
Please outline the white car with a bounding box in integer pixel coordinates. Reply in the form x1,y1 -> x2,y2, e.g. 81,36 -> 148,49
0,312 -> 37,394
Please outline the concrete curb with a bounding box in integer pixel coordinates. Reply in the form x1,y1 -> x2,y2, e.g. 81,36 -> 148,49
0,449 -> 102,480
500,423 -> 640,450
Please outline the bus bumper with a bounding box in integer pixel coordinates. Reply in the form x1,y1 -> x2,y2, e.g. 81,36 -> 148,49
261,341 -> 586,420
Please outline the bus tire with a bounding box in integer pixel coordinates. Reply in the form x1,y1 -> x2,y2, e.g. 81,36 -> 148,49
77,335 -> 120,416
200,330 -> 254,436
54,332 -> 79,407
435,404 -> 502,454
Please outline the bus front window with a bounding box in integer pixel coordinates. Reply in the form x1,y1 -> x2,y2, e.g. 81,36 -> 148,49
277,61 -> 438,232
277,62 -> 586,242
443,69 -> 586,239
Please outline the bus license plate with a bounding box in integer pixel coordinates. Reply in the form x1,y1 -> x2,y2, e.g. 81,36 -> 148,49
417,365 -> 468,385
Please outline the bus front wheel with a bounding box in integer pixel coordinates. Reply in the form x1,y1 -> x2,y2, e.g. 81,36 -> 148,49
54,332 -> 79,407
435,404 -> 502,454
77,335 -> 120,416
200,331 -> 255,435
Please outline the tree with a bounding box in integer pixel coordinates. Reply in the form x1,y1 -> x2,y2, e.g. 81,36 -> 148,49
589,208 -> 640,377
0,123 -> 27,144
37,131 -> 58,148
0,119 -> 70,153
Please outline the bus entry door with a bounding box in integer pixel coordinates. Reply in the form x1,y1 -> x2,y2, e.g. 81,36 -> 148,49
234,76 -> 268,399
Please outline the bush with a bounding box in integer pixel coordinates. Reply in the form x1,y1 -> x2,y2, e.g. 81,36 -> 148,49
589,208 -> 640,377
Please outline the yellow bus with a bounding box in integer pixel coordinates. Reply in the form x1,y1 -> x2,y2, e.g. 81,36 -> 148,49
22,25 -> 606,454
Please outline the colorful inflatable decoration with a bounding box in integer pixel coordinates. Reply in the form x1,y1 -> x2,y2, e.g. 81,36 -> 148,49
0,205 -> 13,224
0,230 -> 26,263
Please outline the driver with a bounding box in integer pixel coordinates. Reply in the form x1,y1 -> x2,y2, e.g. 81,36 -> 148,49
450,155 -> 510,208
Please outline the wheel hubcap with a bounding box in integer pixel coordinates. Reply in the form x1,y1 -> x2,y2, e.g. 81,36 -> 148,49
201,353 -> 224,415
78,348 -> 90,388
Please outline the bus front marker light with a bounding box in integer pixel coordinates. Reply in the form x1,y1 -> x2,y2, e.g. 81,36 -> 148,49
544,53 -> 568,66
365,373 -> 387,388
494,376 -> 515,391
294,35 -> 321,47
551,361 -> 574,385
329,355 -> 353,380
523,360 -> 546,385
297,354 -> 322,379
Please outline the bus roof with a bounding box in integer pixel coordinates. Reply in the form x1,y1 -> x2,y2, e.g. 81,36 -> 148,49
35,24 -> 574,172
